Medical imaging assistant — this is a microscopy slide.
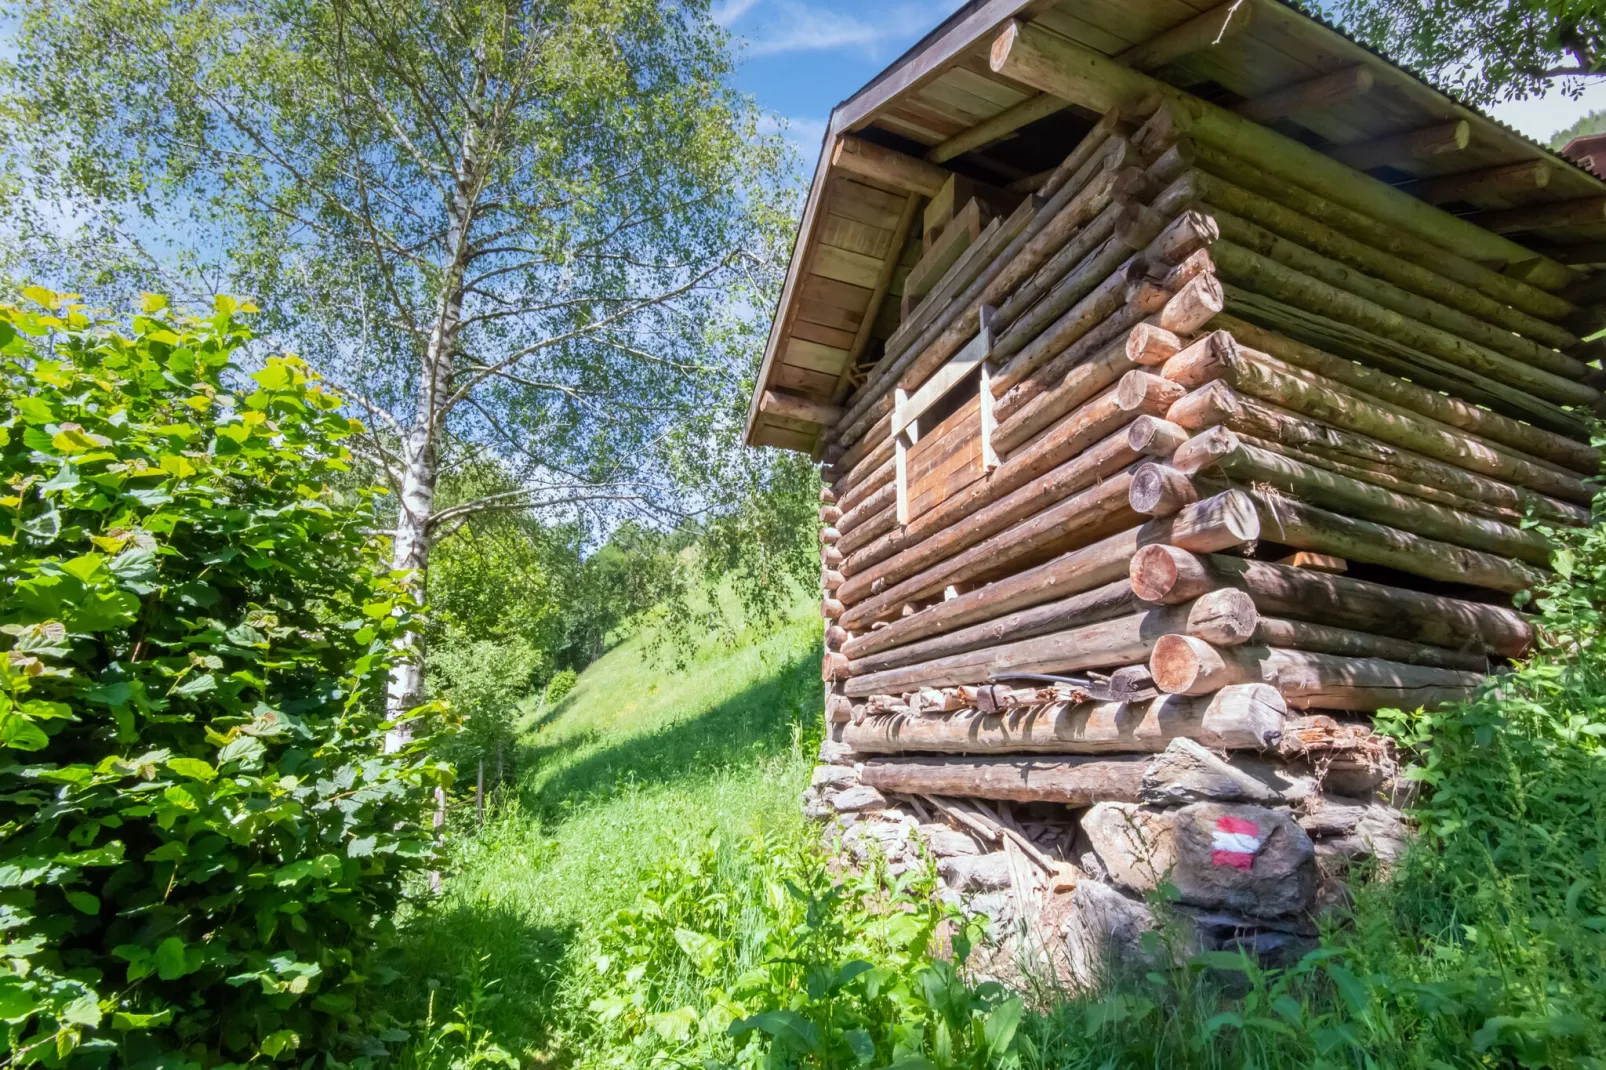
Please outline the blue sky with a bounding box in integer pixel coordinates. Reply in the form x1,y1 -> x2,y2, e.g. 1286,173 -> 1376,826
716,0 -> 1606,175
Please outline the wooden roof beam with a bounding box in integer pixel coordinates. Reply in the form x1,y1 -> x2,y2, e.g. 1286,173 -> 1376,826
986,20 -> 1570,285
1545,240 -> 1606,266
1327,121 -> 1470,172
1413,160 -> 1553,205
761,389 -> 844,428
833,135 -> 949,197
1471,197 -> 1606,235
830,193 -> 922,403
1232,65 -> 1374,124
927,1 -> 1251,167
1116,0 -> 1255,73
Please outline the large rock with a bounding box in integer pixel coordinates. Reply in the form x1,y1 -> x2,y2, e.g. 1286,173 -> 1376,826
1080,803 -> 1177,894
1063,879 -> 1160,987
1141,739 -> 1315,806
818,738 -> 858,766
827,784 -> 886,812
1169,803 -> 1315,918
914,823 -> 981,858
811,764 -> 860,789
938,852 -> 1012,892
841,813 -> 914,863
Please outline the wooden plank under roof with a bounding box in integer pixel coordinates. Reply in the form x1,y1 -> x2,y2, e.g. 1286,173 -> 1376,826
744,0 -> 1606,452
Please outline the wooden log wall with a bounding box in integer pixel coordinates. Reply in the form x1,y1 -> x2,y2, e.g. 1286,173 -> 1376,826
809,83 -> 1595,807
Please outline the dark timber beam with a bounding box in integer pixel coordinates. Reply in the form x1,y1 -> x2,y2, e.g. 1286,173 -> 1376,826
1472,197 -> 1606,235
1232,65 -> 1373,124
1414,160 -> 1553,205
925,0 -> 1252,166
761,389 -> 844,428
833,136 -> 949,197
1327,121 -> 1470,172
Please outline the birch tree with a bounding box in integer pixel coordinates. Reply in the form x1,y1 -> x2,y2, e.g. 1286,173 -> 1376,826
4,0 -> 789,733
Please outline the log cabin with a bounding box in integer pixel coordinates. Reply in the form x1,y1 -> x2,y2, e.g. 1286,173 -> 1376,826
744,0 -> 1606,945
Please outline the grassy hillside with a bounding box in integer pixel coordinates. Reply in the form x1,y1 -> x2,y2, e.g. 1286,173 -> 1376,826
386,591 -> 823,1064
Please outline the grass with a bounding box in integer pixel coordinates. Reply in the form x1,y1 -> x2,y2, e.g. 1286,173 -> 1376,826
382,587 -> 824,1065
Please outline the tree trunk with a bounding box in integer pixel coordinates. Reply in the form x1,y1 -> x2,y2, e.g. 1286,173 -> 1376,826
384,85 -> 484,749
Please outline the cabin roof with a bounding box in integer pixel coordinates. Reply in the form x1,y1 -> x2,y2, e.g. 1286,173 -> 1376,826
744,0 -> 1606,453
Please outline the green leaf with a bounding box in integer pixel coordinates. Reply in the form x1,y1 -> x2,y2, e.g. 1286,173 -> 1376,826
172,673 -> 217,697
64,891 -> 100,915
153,937 -> 196,981
166,757 -> 217,782
0,712 -> 51,752
112,1009 -> 173,1031
0,978 -> 38,1022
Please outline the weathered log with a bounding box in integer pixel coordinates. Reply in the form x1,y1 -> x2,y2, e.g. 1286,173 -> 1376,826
835,454 -> 893,514
1194,170 -> 1576,351
822,568 -> 844,591
1190,142 -> 1572,322
1252,617 -> 1487,672
823,596 -> 845,619
842,683 -> 1286,755
1128,415 -> 1189,456
992,241 -> 1145,385
994,286 -> 1171,439
1130,462 -> 1197,516
1472,197 -> 1606,235
823,545 -> 844,568
837,479 -> 894,534
1209,239 -> 1595,408
832,135 -> 949,196
823,651 -> 851,680
861,754 -> 1147,805
1233,66 -> 1373,124
1149,638 -> 1484,710
1252,491 -> 1548,594
1162,331 -> 1594,504
838,470 -> 1140,629
820,526 -> 841,545
1036,109 -> 1122,202
992,170 -> 1133,335
838,426 -> 1139,606
820,486 -> 838,505
820,504 -> 843,525
845,590 -> 1258,696
1117,0 -> 1254,70
1175,425 -> 1554,565
1128,322 -> 1182,365
1327,121 -> 1470,172
846,579 -> 1142,677
841,490 -> 1261,660
1208,205 -> 1579,378
1158,271 -> 1224,334
987,22 -> 1575,290
825,624 -> 850,651
1129,546 -> 1534,657
1167,378 -> 1588,526
1162,248 -> 1214,290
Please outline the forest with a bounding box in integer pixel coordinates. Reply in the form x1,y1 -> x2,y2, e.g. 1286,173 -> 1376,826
0,0 -> 1604,1067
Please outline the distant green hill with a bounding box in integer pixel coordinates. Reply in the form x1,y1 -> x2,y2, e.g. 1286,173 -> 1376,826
1550,108 -> 1606,151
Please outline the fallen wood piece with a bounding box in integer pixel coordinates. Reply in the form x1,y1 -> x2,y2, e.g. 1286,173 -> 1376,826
925,794 -> 1002,844
1175,424 -> 1555,565
1252,491 -> 1549,594
862,755 -> 1148,805
840,682 -> 1287,754
958,797 -> 1057,873
841,490 -> 1260,660
1148,639 -> 1485,709
1128,545 -> 1534,657
1279,552 -> 1345,573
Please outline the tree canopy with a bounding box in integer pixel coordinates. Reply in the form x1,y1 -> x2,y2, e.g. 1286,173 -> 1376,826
1330,0 -> 1605,104
2,0 -> 806,726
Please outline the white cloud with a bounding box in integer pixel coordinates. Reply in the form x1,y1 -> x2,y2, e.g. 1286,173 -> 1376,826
1485,77 -> 1606,145
726,1 -> 950,60
712,0 -> 761,28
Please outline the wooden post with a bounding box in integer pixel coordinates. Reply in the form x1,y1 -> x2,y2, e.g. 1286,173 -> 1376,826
476,759 -> 484,828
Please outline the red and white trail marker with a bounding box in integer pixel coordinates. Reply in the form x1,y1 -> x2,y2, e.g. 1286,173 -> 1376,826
1210,815 -> 1262,871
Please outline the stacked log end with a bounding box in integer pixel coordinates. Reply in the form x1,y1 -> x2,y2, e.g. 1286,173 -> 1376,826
802,97 -> 1590,942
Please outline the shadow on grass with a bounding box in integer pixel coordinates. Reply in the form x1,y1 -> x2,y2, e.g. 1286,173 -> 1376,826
382,899 -> 574,1064
519,642 -> 823,821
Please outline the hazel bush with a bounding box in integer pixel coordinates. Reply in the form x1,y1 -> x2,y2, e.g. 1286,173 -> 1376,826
0,291 -> 450,1066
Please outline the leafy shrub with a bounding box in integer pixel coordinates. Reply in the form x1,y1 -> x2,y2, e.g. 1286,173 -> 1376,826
575,832 -> 1025,1069
0,292 -> 450,1065
541,668 -> 578,709
428,634 -> 540,773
